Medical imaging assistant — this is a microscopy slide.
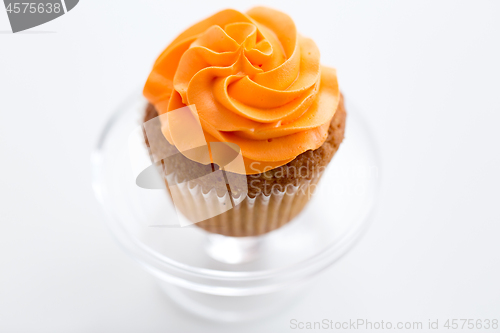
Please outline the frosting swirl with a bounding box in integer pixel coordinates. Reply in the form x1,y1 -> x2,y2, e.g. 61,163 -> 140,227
144,7 -> 340,174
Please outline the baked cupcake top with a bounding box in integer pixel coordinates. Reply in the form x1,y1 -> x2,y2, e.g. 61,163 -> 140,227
143,7 -> 340,174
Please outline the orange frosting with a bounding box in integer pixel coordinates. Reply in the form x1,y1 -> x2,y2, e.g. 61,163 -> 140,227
143,7 -> 340,174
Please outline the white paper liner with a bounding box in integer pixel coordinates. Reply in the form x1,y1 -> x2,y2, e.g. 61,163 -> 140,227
164,170 -> 323,237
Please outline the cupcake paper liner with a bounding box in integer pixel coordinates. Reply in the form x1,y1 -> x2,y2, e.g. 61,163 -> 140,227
163,168 -> 323,237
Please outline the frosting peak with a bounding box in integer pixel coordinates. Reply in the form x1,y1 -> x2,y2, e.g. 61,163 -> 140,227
144,7 -> 340,174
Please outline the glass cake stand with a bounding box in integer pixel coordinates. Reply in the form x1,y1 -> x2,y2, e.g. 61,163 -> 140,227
91,93 -> 380,322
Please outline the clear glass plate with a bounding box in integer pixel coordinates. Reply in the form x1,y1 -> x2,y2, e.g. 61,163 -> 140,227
91,93 -> 380,321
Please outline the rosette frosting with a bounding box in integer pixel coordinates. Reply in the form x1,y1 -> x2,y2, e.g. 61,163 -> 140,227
143,7 -> 340,174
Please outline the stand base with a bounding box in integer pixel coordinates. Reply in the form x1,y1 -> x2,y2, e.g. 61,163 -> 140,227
158,281 -> 308,322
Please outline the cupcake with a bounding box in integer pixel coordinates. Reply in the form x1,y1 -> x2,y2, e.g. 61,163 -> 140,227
142,7 -> 346,237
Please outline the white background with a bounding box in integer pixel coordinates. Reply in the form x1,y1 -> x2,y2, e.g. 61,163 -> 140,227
1,0 -> 499,332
